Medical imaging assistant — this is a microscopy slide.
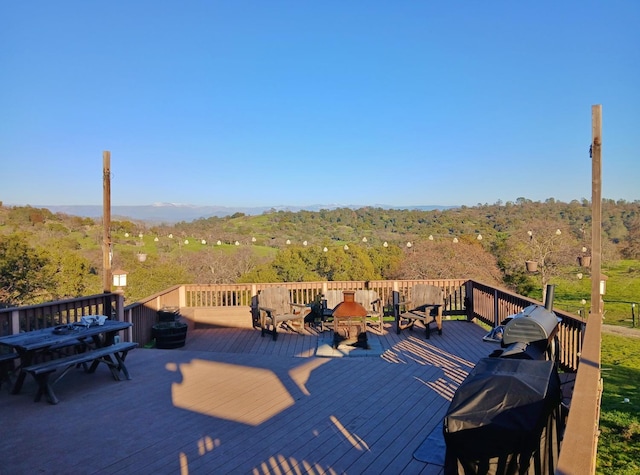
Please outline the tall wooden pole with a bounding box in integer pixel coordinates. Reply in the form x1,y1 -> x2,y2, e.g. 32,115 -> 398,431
591,105 -> 602,316
103,151 -> 112,293
557,105 -> 604,475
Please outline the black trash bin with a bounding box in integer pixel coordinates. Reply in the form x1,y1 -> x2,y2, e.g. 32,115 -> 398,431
154,306 -> 187,348
152,321 -> 188,349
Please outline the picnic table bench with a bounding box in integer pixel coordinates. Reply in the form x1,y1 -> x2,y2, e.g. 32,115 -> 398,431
23,341 -> 138,404
0,319 -> 135,404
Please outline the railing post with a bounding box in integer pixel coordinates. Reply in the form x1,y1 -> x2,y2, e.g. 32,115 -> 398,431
250,284 -> 258,328
392,281 -> 400,328
116,291 -> 125,322
392,293 -> 400,328
125,307 -> 133,342
493,288 -> 500,327
179,285 -> 186,308
11,309 -> 20,335
464,280 -> 474,322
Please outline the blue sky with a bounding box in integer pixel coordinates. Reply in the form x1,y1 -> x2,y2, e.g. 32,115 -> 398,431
1,1 -> 638,208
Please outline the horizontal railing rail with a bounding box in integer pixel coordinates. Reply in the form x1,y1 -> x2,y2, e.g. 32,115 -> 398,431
0,293 -> 125,338
182,278 -> 468,313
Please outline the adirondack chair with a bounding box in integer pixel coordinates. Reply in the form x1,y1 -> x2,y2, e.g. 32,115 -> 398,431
319,290 -> 344,331
355,289 -> 384,334
395,284 -> 444,338
256,287 -> 310,341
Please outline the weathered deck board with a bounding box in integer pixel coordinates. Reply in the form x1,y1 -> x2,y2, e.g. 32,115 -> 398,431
0,317 -> 492,474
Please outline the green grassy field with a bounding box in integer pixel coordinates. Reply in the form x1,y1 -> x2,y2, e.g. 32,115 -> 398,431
597,333 -> 640,474
537,259 -> 640,328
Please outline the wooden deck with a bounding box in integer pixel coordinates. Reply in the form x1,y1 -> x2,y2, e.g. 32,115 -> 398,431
0,316 -> 492,474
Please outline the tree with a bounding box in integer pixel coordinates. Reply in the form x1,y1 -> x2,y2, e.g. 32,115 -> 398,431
621,215 -> 640,259
123,256 -> 192,302
500,221 -> 580,296
184,247 -> 262,284
392,239 -> 502,284
0,234 -> 52,305
271,247 -> 322,282
44,249 -> 96,299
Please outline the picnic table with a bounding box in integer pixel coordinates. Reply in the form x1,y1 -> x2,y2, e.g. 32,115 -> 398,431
0,319 -> 136,404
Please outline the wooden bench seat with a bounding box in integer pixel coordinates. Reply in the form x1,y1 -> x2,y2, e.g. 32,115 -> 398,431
24,342 -> 137,404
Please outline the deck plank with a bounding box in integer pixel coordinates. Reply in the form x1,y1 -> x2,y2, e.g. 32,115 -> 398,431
0,318 -> 491,474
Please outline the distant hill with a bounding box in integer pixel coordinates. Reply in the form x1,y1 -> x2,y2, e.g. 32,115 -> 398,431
33,203 -> 458,223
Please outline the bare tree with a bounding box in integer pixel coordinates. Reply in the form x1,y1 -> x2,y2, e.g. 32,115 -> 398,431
504,220 -> 580,293
392,239 -> 502,285
184,248 -> 262,284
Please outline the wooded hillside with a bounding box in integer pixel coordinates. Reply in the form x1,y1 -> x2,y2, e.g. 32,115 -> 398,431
1,198 -> 638,307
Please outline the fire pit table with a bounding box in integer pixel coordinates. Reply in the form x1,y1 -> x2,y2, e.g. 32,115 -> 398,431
332,291 -> 368,348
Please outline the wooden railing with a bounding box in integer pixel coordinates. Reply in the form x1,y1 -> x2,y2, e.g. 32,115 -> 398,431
0,293 -> 126,337
116,279 -> 468,345
0,279 -> 599,473
465,280 -> 586,372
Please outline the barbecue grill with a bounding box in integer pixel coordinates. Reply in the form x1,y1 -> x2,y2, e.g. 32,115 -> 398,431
502,304 -> 561,345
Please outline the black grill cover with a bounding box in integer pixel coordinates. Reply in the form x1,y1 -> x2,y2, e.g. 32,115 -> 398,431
443,358 -> 562,475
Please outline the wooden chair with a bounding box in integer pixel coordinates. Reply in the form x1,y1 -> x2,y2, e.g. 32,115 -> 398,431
319,290 -> 344,331
395,284 -> 444,338
355,289 -> 384,334
256,287 -> 311,341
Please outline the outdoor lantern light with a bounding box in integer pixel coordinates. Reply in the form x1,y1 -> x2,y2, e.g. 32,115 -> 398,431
112,269 -> 128,288
599,275 -> 608,296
